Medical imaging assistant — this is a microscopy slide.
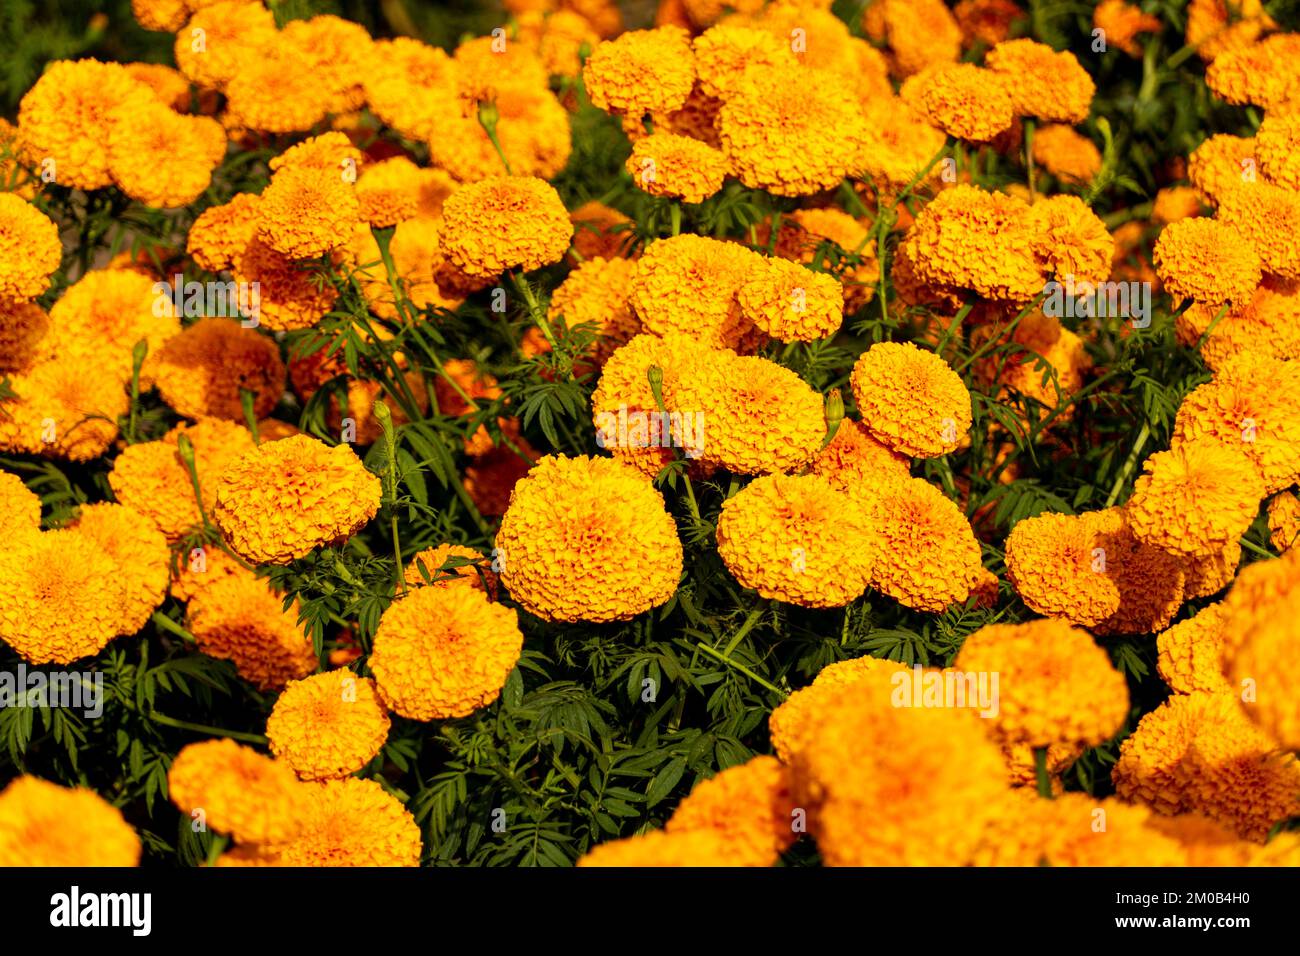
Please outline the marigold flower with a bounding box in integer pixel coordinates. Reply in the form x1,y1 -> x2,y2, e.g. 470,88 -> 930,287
404,543 -> 498,598
0,353 -> 129,461
370,583 -> 522,720
1151,185 -> 1204,224
71,502 -> 169,637
1205,34 -> 1300,109
1188,134 -> 1257,205
174,1 -> 278,90
985,38 -> 1095,123
169,543 -> 245,602
1213,530 -> 1300,662
1004,511 -> 1121,626
439,176 -> 571,280
256,166 -> 360,261
234,237 -> 338,332
855,96 -> 949,198
629,235 -> 764,350
0,777 -> 140,867
768,656 -> 910,762
1028,194 -> 1114,285
583,26 -> 695,117
692,24 -> 794,99
0,301 -> 49,374
363,38 -> 460,141
1085,507 -> 1187,635
626,132 -> 727,205
186,570 -> 318,691
1267,490 -> 1300,552
1185,0 -> 1275,63
971,309 -> 1091,423
147,317 -> 285,421
187,193 -> 261,273
736,257 -> 843,343
0,471 -> 39,530
850,341 -> 971,458
1093,0 -> 1161,56
862,477 -> 983,612
864,0 -> 962,78
1153,217 -> 1261,306
664,756 -> 796,866
515,9 -> 601,77
716,473 -> 874,608
47,268 -> 178,378
267,670 -> 391,780
547,256 -> 640,360
131,0 -> 189,32
356,157 -> 455,228
1215,182 -> 1300,280
577,828 -> 739,867
106,97 -> 226,208
903,63 -> 1013,142
281,14 -> 374,114
1031,123 -> 1101,185
168,739 -> 308,846
1158,602 -> 1231,695
496,454 -> 682,622
263,777 -> 422,867
212,435 -> 380,565
0,193 -> 59,301
955,619 -> 1128,748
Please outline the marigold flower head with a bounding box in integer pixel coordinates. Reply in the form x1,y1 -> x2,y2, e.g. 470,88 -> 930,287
955,619 -> 1129,748
147,318 -> 285,421
169,543 -> 245,602
186,570 -> 318,691
225,46 -> 336,134
1004,511 -> 1122,626
187,193 -> 261,273
131,0 -> 189,32
515,9 -> 601,78
1205,34 -> 1300,110
863,0 -> 962,78
404,544 -> 498,598
809,418 -> 911,492
256,165 -> 360,261
122,61 -> 192,110
0,193 -> 59,301
0,777 -> 140,867
971,309 -> 1091,423
1186,0 -> 1276,63
1215,182 -> 1300,280
439,176 -> 571,280
1154,217 -> 1261,306
790,682 -> 1009,865
985,38 -> 1095,123
281,14 -> 374,114
1158,602 -> 1231,695
1028,194 -> 1115,285
363,38 -> 460,141
664,756 -> 796,866
577,828 -> 739,867
269,132 -> 364,177
1084,507 -> 1187,635
850,341 -> 971,458
583,26 -> 695,117
736,257 -> 843,343
547,256 -> 640,361
168,739 -> 308,846
267,670 -> 391,780
233,238 -> 338,332
1267,490 -> 1300,552
716,473 -> 874,608
717,67 -> 867,197
862,477 -> 983,612
212,435 -> 380,565
902,63 -> 1014,142
1093,0 -> 1161,56
0,299 -> 51,376
174,1 -> 278,90
626,132 -> 727,205
768,656 -> 910,762
1152,185 -> 1205,224
1188,134 -> 1257,206
0,471 -> 39,530
70,502 -> 169,637
109,418 -> 256,541
356,158 -> 455,228
691,24 -> 794,100
954,0 -> 1025,48
496,454 -> 682,622
259,777 -> 422,867
1031,123 -> 1102,185
0,353 -> 129,461
429,84 -> 572,184
45,268 -> 177,381
106,97 -> 226,208
370,583 -> 522,720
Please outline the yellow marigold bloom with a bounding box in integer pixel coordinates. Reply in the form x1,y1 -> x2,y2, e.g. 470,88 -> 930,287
370,583 -> 522,720
1031,123 -> 1101,185
1205,34 -> 1300,109
1268,490 -> 1300,552
902,184 -> 1044,302
0,299 -> 50,374
0,353 -> 128,461
1188,133 -> 1257,205
132,0 -> 189,32
626,132 -> 727,205
109,418 -> 255,541
692,24 -> 794,99
404,543 -> 498,598
1252,113 -> 1300,195
547,256 -> 640,360
1085,507 -> 1187,636
262,777 -> 422,867
850,342 -> 971,458
583,26 -> 695,117
0,776 -> 140,867
269,132 -> 364,176
16,59 -> 155,190
363,38 -> 460,141
577,828 -> 739,867
736,257 -> 843,343
1004,511 -> 1121,627
665,756 -> 796,866
225,46 -> 334,134
174,1 -> 278,90
1093,0 -> 1161,56
169,542 -> 245,602
1186,0 -> 1276,62
266,670 -> 391,781
234,238 -> 337,331
1175,276 -> 1300,372
1153,217 -> 1261,306
1151,185 -> 1204,224
715,473 -> 875,608
186,570 -> 318,691
1183,540 -> 1241,598
955,619 -> 1128,748
47,268 -> 178,378
0,471 -> 39,529
439,176 -> 570,280
147,317 -> 285,421
168,739 -> 307,846
855,96 -> 948,198
768,656 -> 909,762
791,682 -> 1008,866
0,527 -> 127,664
106,97 -> 225,208
1114,691 -> 1300,842
1215,182 -> 1300,280
717,67 -> 867,198
954,0 -> 1025,47
0,193 -> 58,300
1028,194 -> 1114,285
496,454 -> 682,621
629,235 -> 764,350
355,158 -> 453,228
1222,552 -> 1300,748
809,418 -> 911,492
863,0 -> 962,78
863,477 -> 983,612
71,502 -> 169,637
985,38 -> 1095,123
430,83 -> 572,183
256,166 -> 359,261
281,14 -> 374,114
515,9 -> 600,77
187,193 -> 261,273
453,34 -> 550,103
902,63 -> 1013,143
1126,439 -> 1264,558
1158,602 -> 1231,695
1173,352 -> 1300,494
212,435 -> 380,565
570,200 -> 634,261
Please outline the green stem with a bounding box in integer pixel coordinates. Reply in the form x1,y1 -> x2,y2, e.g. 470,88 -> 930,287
152,612 -> 197,645
240,387 -> 260,445
203,834 -> 229,867
512,271 -> 557,351
150,711 -> 268,746
696,643 -> 785,698
1034,747 -> 1052,799
1104,421 -> 1151,508
127,339 -> 147,444
1024,118 -> 1037,204
721,601 -> 768,658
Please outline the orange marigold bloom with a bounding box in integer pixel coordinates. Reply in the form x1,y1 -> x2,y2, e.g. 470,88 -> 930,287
985,38 -> 1095,123
1158,602 -> 1231,695
863,0 -> 962,78
167,739 -> 308,846
256,165 -> 359,260
1205,34 -> 1300,109
212,435 -> 381,565
902,63 -> 1014,143
1175,276 -> 1300,372
281,14 -> 374,114
1085,506 -> 1187,636
429,83 -> 572,183
187,193 -> 261,273
1004,511 -> 1121,627
1188,134 -> 1257,205
0,353 -> 128,461
106,96 -> 226,208
665,756 -> 797,867
1152,185 -> 1205,224
570,200 -> 635,261
1028,194 -> 1115,285
0,193 -> 59,301
768,655 -> 910,762
233,238 -> 337,332
46,268 -> 178,378
1253,112 -> 1300,192
1153,217 -> 1261,306
440,176 -> 571,279
736,257 -> 843,342
1031,123 -> 1102,185
1182,540 -> 1241,598
0,471 -> 39,530
1186,0 -> 1276,63
132,0 -> 189,32
547,256 -> 640,360
173,1 -> 278,90
267,670 -> 391,781
626,132 -> 727,204
356,158 -> 455,228
146,317 -> 285,421
692,24 -> 794,100
1267,490 -> 1300,552
583,26 -> 695,117
850,341 -> 971,458
70,502 -> 169,637
809,418 -> 911,492
855,96 -> 949,198
260,777 -> 422,867
954,0 -> 1025,47
1215,182 -> 1300,280
0,777 -> 140,867
1093,0 -> 1161,56
225,45 -> 337,134
363,38 -> 460,141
